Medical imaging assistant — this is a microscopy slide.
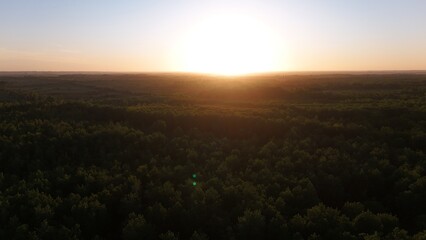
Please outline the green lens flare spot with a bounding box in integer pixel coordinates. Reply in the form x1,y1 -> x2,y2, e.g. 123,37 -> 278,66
192,173 -> 197,179
192,182 -> 197,186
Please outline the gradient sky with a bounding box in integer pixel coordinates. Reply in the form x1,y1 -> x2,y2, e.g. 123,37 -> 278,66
1,0 -> 426,72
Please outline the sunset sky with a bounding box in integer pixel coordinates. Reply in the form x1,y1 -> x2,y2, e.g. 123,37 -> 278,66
1,0 -> 426,73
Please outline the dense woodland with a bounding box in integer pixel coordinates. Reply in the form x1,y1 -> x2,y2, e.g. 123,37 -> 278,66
0,73 -> 426,239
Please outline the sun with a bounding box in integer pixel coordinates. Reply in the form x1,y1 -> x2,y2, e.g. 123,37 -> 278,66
175,13 -> 283,76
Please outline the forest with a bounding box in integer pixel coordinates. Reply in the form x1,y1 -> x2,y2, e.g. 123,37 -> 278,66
0,72 -> 425,239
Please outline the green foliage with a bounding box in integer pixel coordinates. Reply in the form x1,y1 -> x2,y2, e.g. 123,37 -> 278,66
159,231 -> 179,240
354,211 -> 383,234
190,231 -> 209,240
237,209 -> 266,240
122,213 -> 155,240
342,202 -> 365,219
0,74 -> 425,239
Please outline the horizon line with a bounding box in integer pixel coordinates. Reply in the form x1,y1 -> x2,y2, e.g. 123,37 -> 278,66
1,69 -> 426,76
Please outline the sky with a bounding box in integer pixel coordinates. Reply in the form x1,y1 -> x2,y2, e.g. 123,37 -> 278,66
1,0 -> 426,72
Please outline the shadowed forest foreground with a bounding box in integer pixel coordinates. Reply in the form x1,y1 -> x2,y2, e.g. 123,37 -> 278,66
0,73 -> 426,239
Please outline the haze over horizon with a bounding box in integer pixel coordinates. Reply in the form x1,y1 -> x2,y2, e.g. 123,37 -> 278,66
1,0 -> 426,74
